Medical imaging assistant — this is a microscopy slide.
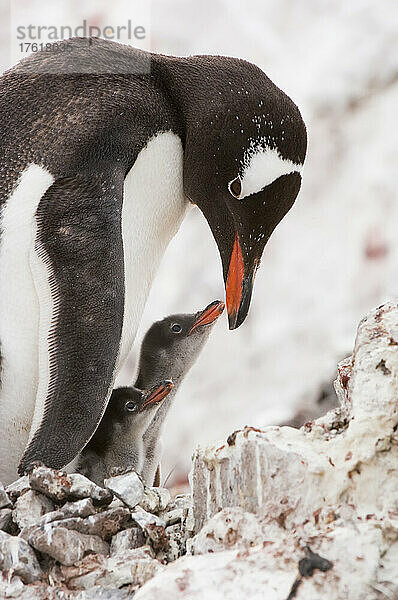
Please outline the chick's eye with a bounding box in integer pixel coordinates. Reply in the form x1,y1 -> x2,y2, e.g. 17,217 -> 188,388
125,401 -> 137,412
171,323 -> 182,333
228,176 -> 242,199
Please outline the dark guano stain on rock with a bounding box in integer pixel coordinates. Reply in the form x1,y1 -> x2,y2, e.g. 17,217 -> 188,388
298,546 -> 333,577
286,546 -> 333,599
376,359 -> 391,376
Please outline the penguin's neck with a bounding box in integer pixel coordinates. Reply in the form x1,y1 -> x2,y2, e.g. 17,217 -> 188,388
136,364 -> 184,458
115,131 -> 188,372
105,410 -> 158,474
136,351 -> 198,485
135,367 -> 179,437
135,364 -> 186,391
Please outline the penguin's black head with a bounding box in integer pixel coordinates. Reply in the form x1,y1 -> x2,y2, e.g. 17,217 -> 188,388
136,300 -> 225,388
158,54 -> 307,329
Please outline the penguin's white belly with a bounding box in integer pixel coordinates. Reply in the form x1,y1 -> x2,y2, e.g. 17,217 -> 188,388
116,131 -> 187,370
0,165 -> 54,484
0,131 -> 186,485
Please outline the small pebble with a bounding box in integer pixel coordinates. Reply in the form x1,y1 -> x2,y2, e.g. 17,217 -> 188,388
0,482 -> 12,509
104,471 -> 144,510
110,527 -> 146,555
0,508 -> 12,532
0,530 -> 42,583
5,476 -> 30,502
29,465 -> 112,506
12,489 -> 54,529
28,524 -> 109,566
131,506 -> 168,551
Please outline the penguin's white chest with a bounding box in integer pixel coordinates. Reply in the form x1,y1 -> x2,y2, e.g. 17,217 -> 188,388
117,131 -> 187,369
0,164 -> 54,483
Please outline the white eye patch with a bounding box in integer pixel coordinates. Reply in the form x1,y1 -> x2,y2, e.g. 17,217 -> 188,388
230,146 -> 303,200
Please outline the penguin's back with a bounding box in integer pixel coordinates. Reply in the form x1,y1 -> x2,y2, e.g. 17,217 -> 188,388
0,38 -> 185,196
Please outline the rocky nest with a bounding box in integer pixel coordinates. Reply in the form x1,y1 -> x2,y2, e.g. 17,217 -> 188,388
0,466 -> 193,598
1,301 -> 398,599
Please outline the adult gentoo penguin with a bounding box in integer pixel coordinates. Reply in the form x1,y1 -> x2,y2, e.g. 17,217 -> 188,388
0,38 -> 307,484
77,381 -> 174,486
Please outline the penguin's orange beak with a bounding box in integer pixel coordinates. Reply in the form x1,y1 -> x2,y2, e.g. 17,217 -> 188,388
142,380 -> 174,409
226,234 -> 244,328
189,300 -> 225,334
225,234 -> 257,330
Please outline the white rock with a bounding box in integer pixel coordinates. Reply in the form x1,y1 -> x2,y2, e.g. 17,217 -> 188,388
187,508 -> 274,555
164,524 -> 185,562
49,507 -> 130,541
51,498 -> 97,520
0,530 -> 42,583
138,486 -> 172,515
107,497 -> 125,510
29,466 -> 112,506
55,546 -> 162,590
161,509 -> 184,527
6,476 -> 30,501
192,301 -> 398,532
18,498 -> 98,542
131,507 -> 167,550
104,472 -> 144,510
0,573 -> 25,598
110,528 -> 145,555
135,545 -> 295,600
0,482 -> 12,509
28,524 -> 109,566
0,507 -> 12,531
75,589 -> 131,600
136,518 -> 396,600
173,494 -> 192,511
0,576 -> 54,600
12,489 -> 54,529
68,473 -> 113,506
139,486 -> 160,513
156,487 -> 172,511
76,549 -> 161,590
139,485 -> 171,514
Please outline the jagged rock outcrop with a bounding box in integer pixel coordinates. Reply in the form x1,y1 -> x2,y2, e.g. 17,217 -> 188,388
135,301 -> 398,599
190,302 -> 398,534
1,301 -> 397,598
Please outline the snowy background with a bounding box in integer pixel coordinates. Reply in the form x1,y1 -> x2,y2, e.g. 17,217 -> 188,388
2,0 -> 398,486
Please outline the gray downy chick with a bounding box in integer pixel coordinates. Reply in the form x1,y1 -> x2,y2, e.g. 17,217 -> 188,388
135,300 -> 225,485
77,381 -> 173,486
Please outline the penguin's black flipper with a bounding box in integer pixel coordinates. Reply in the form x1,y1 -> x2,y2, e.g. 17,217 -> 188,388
19,172 -> 125,474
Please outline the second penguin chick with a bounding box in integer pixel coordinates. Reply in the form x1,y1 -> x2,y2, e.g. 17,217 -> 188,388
77,381 -> 173,486
136,300 -> 225,485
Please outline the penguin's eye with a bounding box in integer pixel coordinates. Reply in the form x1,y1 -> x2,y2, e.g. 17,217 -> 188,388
228,176 -> 242,199
171,323 -> 182,333
125,401 -> 137,412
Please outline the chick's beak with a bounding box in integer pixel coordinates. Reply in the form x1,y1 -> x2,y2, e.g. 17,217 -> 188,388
142,380 -> 174,409
188,300 -> 225,335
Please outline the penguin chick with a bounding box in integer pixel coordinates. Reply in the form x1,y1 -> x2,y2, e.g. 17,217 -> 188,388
135,300 -> 225,485
77,381 -> 173,486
